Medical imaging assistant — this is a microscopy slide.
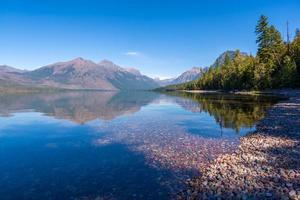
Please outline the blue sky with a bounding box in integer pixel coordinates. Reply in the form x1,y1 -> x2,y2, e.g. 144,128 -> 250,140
1,0 -> 300,79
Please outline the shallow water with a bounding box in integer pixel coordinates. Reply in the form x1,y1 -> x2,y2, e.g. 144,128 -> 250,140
0,91 -> 279,199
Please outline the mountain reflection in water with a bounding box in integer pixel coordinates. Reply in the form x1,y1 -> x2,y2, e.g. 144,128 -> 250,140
0,91 -> 280,199
0,91 -> 157,123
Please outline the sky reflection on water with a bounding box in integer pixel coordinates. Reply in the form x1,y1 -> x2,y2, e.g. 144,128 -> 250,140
0,91 -> 279,199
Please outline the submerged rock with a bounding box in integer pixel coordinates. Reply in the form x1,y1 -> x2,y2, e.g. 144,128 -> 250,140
182,90 -> 300,199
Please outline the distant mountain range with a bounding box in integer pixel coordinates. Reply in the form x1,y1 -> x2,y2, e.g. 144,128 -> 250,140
155,67 -> 207,86
154,50 -> 247,87
170,67 -> 208,85
156,50 -> 248,90
0,65 -> 27,73
0,51 -> 246,91
0,58 -> 159,90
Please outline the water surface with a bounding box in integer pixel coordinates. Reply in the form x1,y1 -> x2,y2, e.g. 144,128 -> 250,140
0,91 -> 279,199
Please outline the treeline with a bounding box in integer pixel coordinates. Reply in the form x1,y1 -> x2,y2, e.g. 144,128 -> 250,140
181,15 -> 300,90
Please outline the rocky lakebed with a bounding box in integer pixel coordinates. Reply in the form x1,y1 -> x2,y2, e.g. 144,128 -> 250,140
180,90 -> 300,200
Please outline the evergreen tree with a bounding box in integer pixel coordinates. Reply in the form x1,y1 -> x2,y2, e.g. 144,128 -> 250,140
255,16 -> 285,65
280,56 -> 297,87
255,15 -> 269,60
267,25 -> 285,66
292,31 -> 300,70
291,30 -> 300,86
296,28 -> 300,38
255,16 -> 285,88
224,53 -> 231,66
171,15 -> 300,92
254,62 -> 270,89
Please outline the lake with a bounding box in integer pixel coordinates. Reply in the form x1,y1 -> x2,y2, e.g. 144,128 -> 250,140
0,91 -> 280,200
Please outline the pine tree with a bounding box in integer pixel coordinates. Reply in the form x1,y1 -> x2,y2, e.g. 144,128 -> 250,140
280,55 -> 297,87
255,15 -> 269,60
296,28 -> 300,38
224,53 -> 231,66
268,25 -> 285,62
291,29 -> 300,86
179,15 -> 299,91
255,15 -> 285,88
254,55 -> 269,89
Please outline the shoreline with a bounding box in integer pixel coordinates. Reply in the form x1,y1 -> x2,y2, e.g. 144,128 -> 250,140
180,89 -> 300,199
177,89 -> 293,96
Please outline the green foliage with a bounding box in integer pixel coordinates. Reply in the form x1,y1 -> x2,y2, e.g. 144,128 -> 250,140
175,15 -> 300,91
280,56 -> 297,87
296,28 -> 300,38
255,15 -> 270,60
224,53 -> 232,66
291,32 -> 300,86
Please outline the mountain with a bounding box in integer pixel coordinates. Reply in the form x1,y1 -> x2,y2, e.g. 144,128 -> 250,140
156,50 -> 249,91
125,68 -> 142,76
156,67 -> 207,86
0,65 -> 32,87
0,65 -> 26,73
97,60 -> 159,90
0,58 -> 159,90
211,50 -> 247,68
154,77 -> 175,86
170,67 -> 207,85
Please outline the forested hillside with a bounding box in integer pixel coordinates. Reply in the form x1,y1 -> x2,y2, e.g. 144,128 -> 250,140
173,16 -> 300,90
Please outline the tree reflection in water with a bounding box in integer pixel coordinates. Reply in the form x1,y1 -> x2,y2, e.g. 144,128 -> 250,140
168,92 -> 281,133
0,91 -> 282,199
